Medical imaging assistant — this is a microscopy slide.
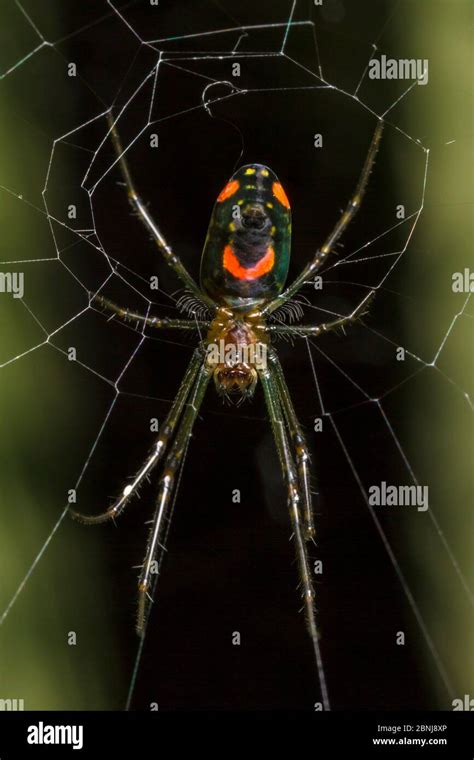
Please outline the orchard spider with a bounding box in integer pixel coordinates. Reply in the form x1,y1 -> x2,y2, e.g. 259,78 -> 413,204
71,113 -> 383,708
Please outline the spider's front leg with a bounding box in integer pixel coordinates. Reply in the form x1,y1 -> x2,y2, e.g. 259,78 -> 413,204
268,350 -> 316,541
259,365 -> 330,710
136,361 -> 212,635
70,348 -> 204,524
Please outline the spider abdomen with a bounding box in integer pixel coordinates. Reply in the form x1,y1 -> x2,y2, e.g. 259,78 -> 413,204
200,163 -> 292,311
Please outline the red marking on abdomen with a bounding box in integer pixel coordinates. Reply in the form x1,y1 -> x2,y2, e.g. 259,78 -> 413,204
223,244 -> 275,280
272,181 -> 290,209
217,180 -> 239,202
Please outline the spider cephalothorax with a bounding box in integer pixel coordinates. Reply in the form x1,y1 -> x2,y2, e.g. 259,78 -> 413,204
73,112 -> 383,711
205,306 -> 267,400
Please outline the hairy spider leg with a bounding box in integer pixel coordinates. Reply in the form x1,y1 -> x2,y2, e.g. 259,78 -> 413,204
106,113 -> 215,310
268,289 -> 376,337
259,366 -> 330,711
263,120 -> 384,316
268,350 -> 315,541
70,349 -> 204,525
90,292 -> 211,332
137,361 -> 212,634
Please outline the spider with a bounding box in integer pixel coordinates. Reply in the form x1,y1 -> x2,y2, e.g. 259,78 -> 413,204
71,113 -> 383,704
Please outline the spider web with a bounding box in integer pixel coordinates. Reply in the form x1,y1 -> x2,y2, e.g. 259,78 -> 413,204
0,0 -> 472,711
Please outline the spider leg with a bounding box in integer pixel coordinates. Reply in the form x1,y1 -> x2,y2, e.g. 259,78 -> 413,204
70,348 -> 204,525
267,349 -> 315,541
106,113 -> 215,310
269,289 -> 375,338
263,120 -> 383,316
136,360 -> 212,635
259,366 -> 330,710
91,292 -> 211,331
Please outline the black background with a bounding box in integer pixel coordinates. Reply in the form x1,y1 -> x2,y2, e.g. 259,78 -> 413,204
67,0 -> 430,711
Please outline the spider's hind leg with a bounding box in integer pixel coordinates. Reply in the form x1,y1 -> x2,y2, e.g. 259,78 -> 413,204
263,119 -> 383,316
106,112 -> 215,310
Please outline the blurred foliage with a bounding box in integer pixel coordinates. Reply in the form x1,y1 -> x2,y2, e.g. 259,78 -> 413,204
399,0 -> 473,706
0,1 -> 120,710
